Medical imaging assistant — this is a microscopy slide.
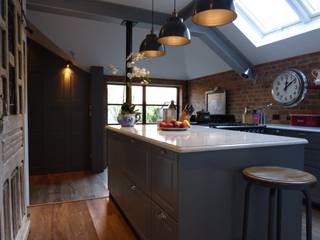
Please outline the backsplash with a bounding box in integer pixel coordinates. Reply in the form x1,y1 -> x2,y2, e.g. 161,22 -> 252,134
188,51 -> 320,124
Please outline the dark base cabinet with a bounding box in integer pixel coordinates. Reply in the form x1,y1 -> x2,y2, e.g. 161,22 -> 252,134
107,129 -> 304,240
266,128 -> 320,205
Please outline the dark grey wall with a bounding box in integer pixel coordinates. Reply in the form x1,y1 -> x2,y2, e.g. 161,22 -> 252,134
28,39 -> 90,175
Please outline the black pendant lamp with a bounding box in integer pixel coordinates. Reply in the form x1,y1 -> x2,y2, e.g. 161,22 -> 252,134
140,0 -> 165,58
192,0 -> 237,27
158,0 -> 191,46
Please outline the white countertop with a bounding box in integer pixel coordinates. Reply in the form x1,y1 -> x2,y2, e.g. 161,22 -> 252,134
267,124 -> 320,133
106,125 -> 307,153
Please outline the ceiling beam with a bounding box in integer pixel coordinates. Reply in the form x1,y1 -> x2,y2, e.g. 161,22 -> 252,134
179,2 -> 254,78
27,0 -> 170,26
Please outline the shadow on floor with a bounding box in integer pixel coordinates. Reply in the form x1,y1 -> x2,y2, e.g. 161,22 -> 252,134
29,170 -> 109,205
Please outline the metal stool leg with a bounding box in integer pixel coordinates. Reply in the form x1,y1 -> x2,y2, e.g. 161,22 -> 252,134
303,190 -> 312,240
268,188 -> 276,240
277,189 -> 282,240
242,182 -> 252,240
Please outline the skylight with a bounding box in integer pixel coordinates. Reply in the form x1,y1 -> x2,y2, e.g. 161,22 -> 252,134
234,0 -> 320,47
302,0 -> 320,15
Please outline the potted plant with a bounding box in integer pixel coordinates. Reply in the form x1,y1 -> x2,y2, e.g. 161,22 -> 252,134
117,102 -> 141,127
108,52 -> 150,127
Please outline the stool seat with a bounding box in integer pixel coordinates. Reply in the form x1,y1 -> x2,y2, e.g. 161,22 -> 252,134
243,166 -> 317,187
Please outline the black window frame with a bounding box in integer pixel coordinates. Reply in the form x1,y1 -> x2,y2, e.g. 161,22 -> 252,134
106,83 -> 179,125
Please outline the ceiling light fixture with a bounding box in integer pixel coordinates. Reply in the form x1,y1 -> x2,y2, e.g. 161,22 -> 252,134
140,0 -> 165,58
192,0 -> 237,27
158,0 -> 191,46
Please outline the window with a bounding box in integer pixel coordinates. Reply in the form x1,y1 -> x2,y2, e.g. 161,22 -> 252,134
302,0 -> 320,16
106,84 -> 143,124
146,86 -> 177,124
234,0 -> 320,47
106,84 -> 178,124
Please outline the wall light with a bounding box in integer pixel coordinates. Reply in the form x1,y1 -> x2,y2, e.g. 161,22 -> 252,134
63,62 -> 72,83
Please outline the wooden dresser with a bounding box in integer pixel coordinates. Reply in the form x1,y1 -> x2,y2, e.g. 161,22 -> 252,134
0,0 -> 29,239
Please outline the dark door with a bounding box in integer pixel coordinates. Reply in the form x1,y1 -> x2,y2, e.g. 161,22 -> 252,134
28,40 -> 90,175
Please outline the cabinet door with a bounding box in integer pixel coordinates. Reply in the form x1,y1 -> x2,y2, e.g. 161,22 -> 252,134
107,131 -> 126,205
152,203 -> 178,240
122,176 -> 151,240
151,146 -> 178,220
124,138 -> 151,196
10,169 -> 21,238
3,181 -> 11,240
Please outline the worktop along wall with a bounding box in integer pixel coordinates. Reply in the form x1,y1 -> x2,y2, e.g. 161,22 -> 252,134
188,51 -> 320,123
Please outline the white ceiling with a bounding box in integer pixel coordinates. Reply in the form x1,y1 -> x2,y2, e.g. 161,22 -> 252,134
218,23 -> 320,65
98,0 -> 191,14
27,10 -> 230,80
27,0 -> 320,80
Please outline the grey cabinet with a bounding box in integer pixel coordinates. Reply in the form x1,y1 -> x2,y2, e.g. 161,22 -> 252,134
151,203 -> 178,240
151,146 -> 178,220
122,176 -> 151,240
107,128 -> 304,240
124,138 -> 151,196
107,131 -> 153,240
266,127 -> 320,204
107,132 -> 126,205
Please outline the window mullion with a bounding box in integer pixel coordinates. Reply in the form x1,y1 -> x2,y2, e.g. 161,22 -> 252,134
287,0 -> 311,23
142,85 -> 146,124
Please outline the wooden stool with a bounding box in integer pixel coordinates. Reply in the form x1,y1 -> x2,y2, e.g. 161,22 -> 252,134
242,166 -> 317,240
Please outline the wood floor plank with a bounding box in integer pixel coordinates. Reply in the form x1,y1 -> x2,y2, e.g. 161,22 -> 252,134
87,198 -> 137,240
28,198 -> 136,240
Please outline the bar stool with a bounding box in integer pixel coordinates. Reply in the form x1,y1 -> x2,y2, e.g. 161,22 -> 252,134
242,166 -> 317,240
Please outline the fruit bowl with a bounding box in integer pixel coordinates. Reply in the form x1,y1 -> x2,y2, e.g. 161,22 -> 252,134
159,127 -> 188,131
158,120 -> 190,131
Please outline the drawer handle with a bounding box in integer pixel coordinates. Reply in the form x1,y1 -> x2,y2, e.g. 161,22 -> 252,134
130,185 -> 137,191
130,139 -> 136,144
157,212 -> 167,220
297,132 -> 306,137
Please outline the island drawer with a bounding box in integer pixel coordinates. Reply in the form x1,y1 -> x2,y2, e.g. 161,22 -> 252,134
151,203 -> 178,240
123,137 -> 151,196
151,146 -> 178,220
122,176 -> 152,240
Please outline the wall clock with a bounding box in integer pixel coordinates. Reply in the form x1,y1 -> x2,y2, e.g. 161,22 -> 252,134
271,69 -> 308,108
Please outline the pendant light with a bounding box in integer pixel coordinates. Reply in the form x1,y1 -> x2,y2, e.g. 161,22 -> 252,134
158,0 -> 191,46
192,0 -> 237,27
140,0 -> 165,58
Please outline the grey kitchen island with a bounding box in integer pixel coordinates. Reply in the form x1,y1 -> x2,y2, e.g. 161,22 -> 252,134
106,125 -> 308,240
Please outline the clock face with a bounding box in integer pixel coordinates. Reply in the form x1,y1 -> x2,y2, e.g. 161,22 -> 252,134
272,69 -> 308,107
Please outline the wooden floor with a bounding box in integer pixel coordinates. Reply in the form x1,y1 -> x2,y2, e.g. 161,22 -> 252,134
30,170 -> 109,205
28,198 -> 137,240
27,197 -> 320,240
28,171 -> 320,239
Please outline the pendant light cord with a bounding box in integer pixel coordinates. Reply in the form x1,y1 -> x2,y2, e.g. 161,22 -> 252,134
151,0 -> 154,33
173,0 -> 177,15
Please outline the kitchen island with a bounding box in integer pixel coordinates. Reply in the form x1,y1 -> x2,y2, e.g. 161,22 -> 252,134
106,125 -> 308,240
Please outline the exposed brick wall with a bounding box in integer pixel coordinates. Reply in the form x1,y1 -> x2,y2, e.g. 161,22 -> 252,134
188,52 -> 320,123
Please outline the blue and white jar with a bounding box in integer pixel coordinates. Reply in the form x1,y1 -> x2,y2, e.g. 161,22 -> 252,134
117,114 -> 139,127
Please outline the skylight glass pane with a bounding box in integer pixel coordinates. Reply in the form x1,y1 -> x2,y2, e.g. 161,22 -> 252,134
236,0 -> 300,33
302,0 -> 320,15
